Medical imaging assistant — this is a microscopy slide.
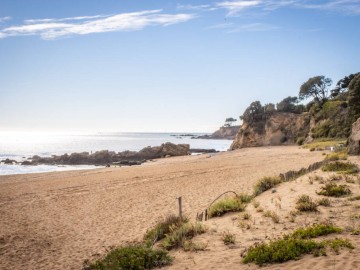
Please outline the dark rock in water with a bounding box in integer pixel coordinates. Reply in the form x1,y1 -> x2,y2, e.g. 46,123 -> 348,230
1,158 -> 17,164
23,142 -> 190,166
349,117 -> 360,155
190,148 -> 218,154
21,161 -> 32,165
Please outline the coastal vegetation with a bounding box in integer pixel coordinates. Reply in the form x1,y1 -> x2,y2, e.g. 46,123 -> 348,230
208,197 -> 246,218
242,224 -> 352,266
86,245 -> 172,270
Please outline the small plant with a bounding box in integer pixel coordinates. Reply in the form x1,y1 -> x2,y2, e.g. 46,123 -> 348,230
87,245 -> 172,270
296,195 -> 318,212
317,198 -> 331,207
317,183 -> 352,197
238,221 -> 251,230
329,174 -> 342,181
256,206 -> 264,212
310,147 -> 315,151
348,195 -> 360,201
144,215 -> 188,245
253,176 -> 282,196
345,175 -> 355,183
162,222 -> 206,250
222,232 -> 236,245
297,137 -> 305,145
253,200 -> 260,208
182,240 -> 208,252
208,197 -> 245,218
263,210 -> 280,223
322,161 -> 359,174
243,212 -> 251,220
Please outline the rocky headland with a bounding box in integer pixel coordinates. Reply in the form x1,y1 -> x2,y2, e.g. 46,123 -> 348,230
19,142 -> 191,166
194,126 -> 240,140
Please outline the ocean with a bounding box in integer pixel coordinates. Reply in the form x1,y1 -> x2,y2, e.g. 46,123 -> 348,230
0,132 -> 232,175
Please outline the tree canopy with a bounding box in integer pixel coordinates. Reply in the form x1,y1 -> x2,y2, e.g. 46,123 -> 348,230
348,73 -> 360,125
299,76 -> 332,107
224,117 -> 237,127
276,96 -> 304,113
331,72 -> 360,98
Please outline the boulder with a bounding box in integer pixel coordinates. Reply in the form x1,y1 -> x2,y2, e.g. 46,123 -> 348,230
349,117 -> 360,155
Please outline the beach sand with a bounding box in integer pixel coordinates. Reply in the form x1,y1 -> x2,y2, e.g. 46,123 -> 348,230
0,146 -> 358,270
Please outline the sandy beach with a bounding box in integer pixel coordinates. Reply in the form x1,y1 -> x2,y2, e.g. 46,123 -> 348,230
0,146 -> 358,270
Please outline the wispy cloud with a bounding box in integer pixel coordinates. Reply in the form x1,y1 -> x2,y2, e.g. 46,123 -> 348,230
0,10 -> 194,40
176,4 -> 217,11
227,22 -> 279,32
300,0 -> 360,14
216,1 -> 262,16
24,15 -> 110,24
215,0 -> 360,15
0,16 -> 11,23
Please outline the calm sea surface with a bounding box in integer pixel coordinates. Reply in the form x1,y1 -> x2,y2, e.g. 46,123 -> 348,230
0,132 -> 232,175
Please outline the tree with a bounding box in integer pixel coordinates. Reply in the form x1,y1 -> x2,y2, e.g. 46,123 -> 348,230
276,96 -> 298,113
224,117 -> 237,127
348,73 -> 360,125
264,103 -> 276,114
240,101 -> 264,124
299,76 -> 332,107
331,72 -> 360,98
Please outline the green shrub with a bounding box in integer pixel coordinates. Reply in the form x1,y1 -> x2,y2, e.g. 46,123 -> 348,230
182,240 -> 207,252
242,238 -> 325,265
322,161 -> 359,174
162,222 -> 206,250
296,195 -> 318,212
317,183 -> 352,197
253,176 -> 282,196
208,197 -> 245,218
242,224 -> 347,266
289,224 -> 342,239
326,238 -> 354,254
144,215 -> 188,245
87,245 -> 172,270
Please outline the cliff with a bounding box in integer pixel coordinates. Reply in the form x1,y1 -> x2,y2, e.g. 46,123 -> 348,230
349,117 -> 360,155
230,112 -> 309,150
196,126 -> 240,140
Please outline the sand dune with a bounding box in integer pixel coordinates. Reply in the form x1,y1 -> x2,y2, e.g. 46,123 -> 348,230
0,146 -> 349,270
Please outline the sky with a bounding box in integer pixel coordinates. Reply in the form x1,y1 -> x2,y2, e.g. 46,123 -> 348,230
0,0 -> 359,133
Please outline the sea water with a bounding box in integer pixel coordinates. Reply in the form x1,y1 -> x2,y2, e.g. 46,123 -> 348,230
0,132 -> 232,175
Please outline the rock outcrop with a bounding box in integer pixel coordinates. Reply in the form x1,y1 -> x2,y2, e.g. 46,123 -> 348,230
26,143 -> 190,166
349,117 -> 360,155
195,126 -> 240,140
230,112 -> 309,150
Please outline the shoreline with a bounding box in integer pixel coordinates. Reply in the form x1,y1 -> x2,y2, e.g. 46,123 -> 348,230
0,146 -> 327,269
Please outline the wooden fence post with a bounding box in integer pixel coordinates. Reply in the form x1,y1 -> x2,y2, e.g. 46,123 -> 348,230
178,196 -> 182,219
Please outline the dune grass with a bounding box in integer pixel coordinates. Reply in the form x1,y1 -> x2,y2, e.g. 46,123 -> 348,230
208,197 -> 246,218
162,222 -> 206,250
144,215 -> 188,245
253,176 -> 282,196
322,161 -> 359,174
86,245 -> 172,270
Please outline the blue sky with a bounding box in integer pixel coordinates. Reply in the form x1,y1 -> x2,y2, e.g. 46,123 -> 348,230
0,0 -> 359,132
